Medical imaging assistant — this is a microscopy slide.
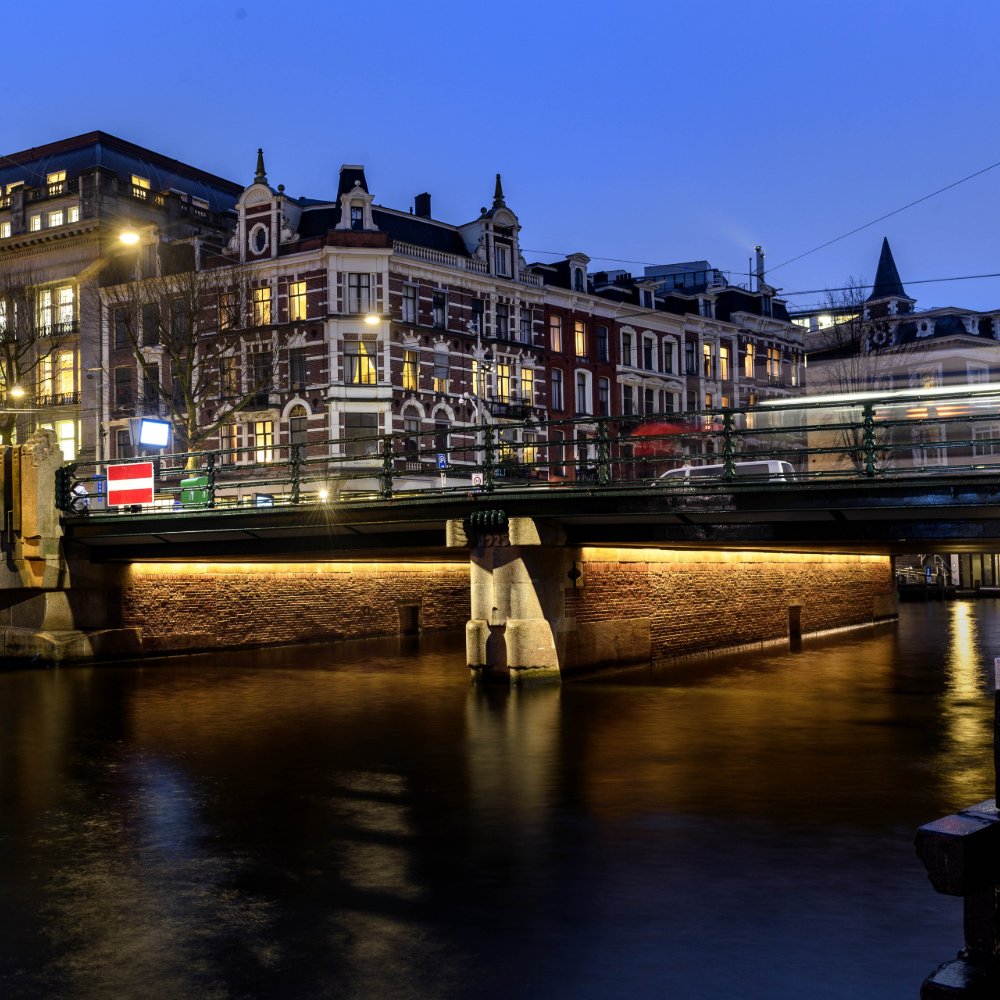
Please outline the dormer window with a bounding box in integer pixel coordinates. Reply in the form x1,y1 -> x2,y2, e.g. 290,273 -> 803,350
640,290 -> 653,308
5,181 -> 23,195
131,175 -> 150,200
494,243 -> 511,277
573,268 -> 584,292
350,205 -> 363,231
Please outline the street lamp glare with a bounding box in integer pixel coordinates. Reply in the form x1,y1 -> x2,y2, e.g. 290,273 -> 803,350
363,313 -> 381,326
118,228 -> 141,246
9,386 -> 26,399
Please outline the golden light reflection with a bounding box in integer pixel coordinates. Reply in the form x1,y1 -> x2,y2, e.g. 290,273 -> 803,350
578,547 -> 887,567
128,560 -> 466,577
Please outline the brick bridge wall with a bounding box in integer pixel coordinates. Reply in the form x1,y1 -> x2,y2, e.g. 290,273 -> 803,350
122,561 -> 471,654
564,548 -> 896,667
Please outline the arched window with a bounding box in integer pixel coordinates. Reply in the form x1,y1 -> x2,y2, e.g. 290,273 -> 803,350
288,404 -> 308,446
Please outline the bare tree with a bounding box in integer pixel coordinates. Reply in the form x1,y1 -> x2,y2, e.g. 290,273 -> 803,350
0,265 -> 75,446
101,242 -> 280,466
804,278 -> 912,472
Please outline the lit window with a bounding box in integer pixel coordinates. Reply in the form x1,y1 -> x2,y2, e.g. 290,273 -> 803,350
252,286 -> 272,326
496,362 -> 511,403
574,321 -> 586,358
67,206 -> 79,223
703,343 -> 714,379
403,349 -> 419,391
520,366 -> 533,405
549,315 -> 562,352
0,222 -> 10,239
29,214 -> 41,232
288,280 -> 307,321
57,286 -> 74,328
131,175 -> 151,199
253,420 -> 274,463
345,339 -> 377,385
719,346 -> 730,381
744,342 -> 755,378
46,170 -> 66,185
220,422 -> 239,464
767,347 -> 781,380
401,286 -> 417,324
5,181 -> 23,195
38,289 -> 53,330
432,347 -> 449,393
48,210 -> 64,228
38,419 -> 78,462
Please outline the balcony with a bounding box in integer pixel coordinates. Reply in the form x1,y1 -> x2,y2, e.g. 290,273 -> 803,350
488,395 -> 533,420
39,319 -> 80,338
37,391 -> 81,407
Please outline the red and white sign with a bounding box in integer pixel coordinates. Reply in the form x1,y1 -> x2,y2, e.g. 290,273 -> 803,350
106,462 -> 155,506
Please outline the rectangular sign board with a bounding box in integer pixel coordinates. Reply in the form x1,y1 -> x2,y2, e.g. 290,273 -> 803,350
106,462 -> 155,506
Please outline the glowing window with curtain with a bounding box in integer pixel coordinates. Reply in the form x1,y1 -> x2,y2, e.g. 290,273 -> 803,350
574,321 -> 586,358
347,340 -> 377,385
520,366 -> 533,404
719,346 -> 730,381
57,351 -> 75,395
253,420 -> 274,463
289,281 -> 307,321
253,286 -> 272,326
745,342 -> 755,378
432,349 -> 449,393
496,362 -> 511,402
403,350 -> 419,391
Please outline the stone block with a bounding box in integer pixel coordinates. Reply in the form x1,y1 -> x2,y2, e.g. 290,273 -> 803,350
916,801 -> 1000,896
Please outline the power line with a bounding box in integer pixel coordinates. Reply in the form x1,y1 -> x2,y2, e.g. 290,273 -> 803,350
782,271 -> 1000,299
768,158 -> 1000,274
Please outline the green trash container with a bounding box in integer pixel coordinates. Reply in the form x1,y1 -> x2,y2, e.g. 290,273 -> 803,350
180,475 -> 210,506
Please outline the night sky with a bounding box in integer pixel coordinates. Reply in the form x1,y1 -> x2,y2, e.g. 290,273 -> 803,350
7,0 -> 1000,311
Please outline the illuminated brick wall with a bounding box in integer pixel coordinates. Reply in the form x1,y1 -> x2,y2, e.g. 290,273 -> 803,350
564,548 -> 896,666
122,560 -> 470,653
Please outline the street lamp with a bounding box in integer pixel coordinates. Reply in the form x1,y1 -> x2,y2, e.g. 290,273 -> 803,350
467,319 -> 494,430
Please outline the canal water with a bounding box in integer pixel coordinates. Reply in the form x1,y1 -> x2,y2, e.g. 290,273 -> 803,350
1,602 -> 997,999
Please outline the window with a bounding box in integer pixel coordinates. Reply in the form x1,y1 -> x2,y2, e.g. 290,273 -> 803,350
347,273 -> 371,314
48,419 -> 78,462
470,298 -> 484,333
131,174 -> 151,197
496,362 -> 511,402
703,344 -> 714,379
29,214 -> 41,232
114,367 -> 133,408
47,170 -> 66,185
288,281 -> 307,322
219,354 -> 239,397
142,363 -> 160,413
521,366 -> 533,405
576,371 -> 590,414
663,340 -> 674,374
220,421 -> 239,465
596,325 -> 608,362
253,286 -> 272,326
719,346 -> 730,381
968,363 -> 990,384
116,428 -> 134,460
434,419 -> 450,455
494,243 -> 511,277
573,267 -> 585,292
5,181 -> 23,195
744,342 -> 755,379
645,388 -> 655,414
973,423 -> 1000,457
67,206 -> 79,223
598,377 -> 610,417
403,349 -> 419,391
345,339 -> 377,385
170,297 -> 189,343
622,332 -> 633,367
47,210 -> 64,228
623,384 -> 635,417
253,420 -> 274,463
574,321 -> 587,359
219,292 -> 235,330
549,315 -> 562,352
520,308 -> 532,344
432,347 -> 449,393
252,349 -> 273,398
344,412 -> 379,457
289,347 -> 308,388
685,341 -> 696,375
350,205 -> 363,231
496,303 -> 510,340
142,303 -> 160,347
288,405 -> 308,446
0,222 -> 9,239
911,368 -> 941,390
402,285 -> 417,324
432,290 -> 446,329
114,309 -> 129,349
551,369 -> 564,410
767,347 -> 781,381
643,338 -> 654,371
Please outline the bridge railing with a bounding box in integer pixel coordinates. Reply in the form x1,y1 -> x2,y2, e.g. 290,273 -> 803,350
56,384 -> 1000,515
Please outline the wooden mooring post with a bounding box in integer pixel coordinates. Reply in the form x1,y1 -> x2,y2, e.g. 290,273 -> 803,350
914,660 -> 1000,997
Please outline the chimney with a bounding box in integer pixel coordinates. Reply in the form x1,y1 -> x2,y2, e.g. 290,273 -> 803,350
754,245 -> 766,292
414,192 -> 431,218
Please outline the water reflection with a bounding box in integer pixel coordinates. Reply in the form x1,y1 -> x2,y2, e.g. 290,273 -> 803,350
0,610 -> 996,998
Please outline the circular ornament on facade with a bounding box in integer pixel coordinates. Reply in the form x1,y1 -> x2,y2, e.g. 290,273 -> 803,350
248,223 -> 269,255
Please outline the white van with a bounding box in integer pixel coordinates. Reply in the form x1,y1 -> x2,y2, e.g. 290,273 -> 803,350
659,460 -> 796,483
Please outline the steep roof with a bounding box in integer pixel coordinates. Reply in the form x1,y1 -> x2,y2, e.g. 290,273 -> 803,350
868,237 -> 912,302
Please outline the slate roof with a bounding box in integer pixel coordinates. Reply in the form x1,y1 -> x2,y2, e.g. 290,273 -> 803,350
0,131 -> 242,214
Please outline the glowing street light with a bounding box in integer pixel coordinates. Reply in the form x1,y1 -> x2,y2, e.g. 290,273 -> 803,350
118,228 -> 142,246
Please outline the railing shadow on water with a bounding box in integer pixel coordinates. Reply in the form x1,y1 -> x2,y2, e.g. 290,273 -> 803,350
56,384 -> 1000,516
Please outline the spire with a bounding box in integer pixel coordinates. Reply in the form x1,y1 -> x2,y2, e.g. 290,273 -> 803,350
867,237 -> 909,301
492,173 -> 506,210
254,148 -> 268,186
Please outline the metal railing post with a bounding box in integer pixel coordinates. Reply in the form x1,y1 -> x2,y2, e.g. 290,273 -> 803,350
596,418 -> 611,486
483,423 -> 496,493
862,402 -> 877,477
722,409 -> 735,479
379,434 -> 394,500
290,443 -> 301,505
205,452 -> 217,509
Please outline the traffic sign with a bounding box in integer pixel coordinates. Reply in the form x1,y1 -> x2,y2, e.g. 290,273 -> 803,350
106,462 -> 154,506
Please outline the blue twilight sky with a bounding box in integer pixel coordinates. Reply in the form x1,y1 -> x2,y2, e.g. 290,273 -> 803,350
6,0 -> 1000,312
